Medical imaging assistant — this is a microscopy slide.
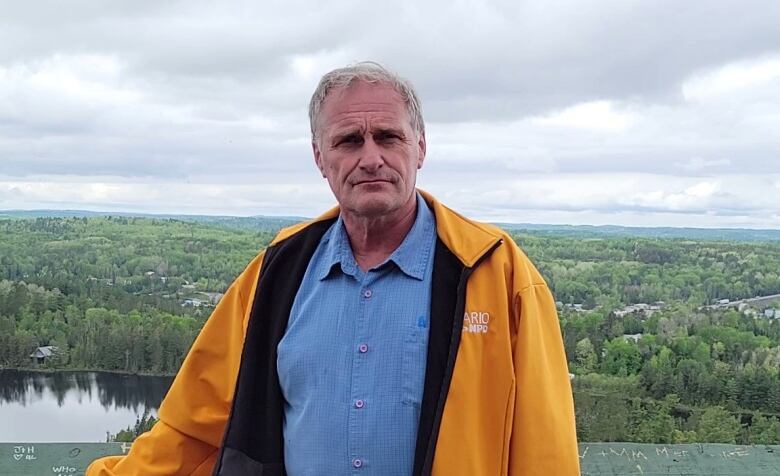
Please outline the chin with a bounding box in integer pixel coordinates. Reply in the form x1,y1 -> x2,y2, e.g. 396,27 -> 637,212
348,196 -> 400,218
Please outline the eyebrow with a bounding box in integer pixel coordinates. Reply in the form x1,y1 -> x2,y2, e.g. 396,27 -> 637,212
331,125 -> 406,142
330,128 -> 363,145
373,126 -> 406,137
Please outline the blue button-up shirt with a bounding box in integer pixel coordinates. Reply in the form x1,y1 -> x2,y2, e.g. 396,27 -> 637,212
277,194 -> 437,475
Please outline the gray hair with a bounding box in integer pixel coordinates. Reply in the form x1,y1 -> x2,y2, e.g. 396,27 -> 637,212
308,61 -> 425,142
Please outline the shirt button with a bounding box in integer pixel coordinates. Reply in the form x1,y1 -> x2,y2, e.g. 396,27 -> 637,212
355,399 -> 365,409
358,343 -> 368,353
353,458 -> 363,468
363,289 -> 372,298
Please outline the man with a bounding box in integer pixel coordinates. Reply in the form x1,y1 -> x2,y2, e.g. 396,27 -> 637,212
88,62 -> 579,475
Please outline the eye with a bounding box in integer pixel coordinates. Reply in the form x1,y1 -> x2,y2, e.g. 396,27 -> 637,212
336,134 -> 363,147
375,131 -> 402,142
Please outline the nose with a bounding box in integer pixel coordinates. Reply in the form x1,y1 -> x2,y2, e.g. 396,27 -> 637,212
358,137 -> 384,172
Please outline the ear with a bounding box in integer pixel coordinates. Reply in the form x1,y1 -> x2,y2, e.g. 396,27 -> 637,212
416,133 -> 427,169
312,140 -> 326,178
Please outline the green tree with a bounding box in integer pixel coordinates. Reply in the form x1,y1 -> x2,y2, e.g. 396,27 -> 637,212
601,338 -> 642,377
696,406 -> 741,443
749,413 -> 780,444
574,337 -> 598,374
108,410 -> 159,443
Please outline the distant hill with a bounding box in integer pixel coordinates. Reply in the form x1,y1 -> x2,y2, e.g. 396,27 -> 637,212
2,209 -> 780,242
0,209 -> 304,232
497,222 -> 780,242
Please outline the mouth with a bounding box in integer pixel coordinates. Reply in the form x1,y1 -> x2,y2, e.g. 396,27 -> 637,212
353,179 -> 391,186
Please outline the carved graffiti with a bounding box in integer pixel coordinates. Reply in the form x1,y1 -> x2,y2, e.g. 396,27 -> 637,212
722,448 -> 750,459
12,445 -> 37,461
52,465 -> 77,475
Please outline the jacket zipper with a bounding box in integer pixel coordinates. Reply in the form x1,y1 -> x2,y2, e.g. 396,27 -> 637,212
421,238 -> 503,475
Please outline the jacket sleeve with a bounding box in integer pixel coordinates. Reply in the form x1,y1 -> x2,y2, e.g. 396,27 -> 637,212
86,251 -> 265,476
509,281 -> 580,476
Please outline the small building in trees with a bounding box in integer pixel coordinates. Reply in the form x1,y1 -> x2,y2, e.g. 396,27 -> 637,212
614,302 -> 664,318
29,346 -> 58,364
205,292 -> 224,305
182,298 -> 202,307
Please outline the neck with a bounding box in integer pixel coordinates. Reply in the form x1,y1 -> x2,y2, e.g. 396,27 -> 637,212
342,195 -> 418,272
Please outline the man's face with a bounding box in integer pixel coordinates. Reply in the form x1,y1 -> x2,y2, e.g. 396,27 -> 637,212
313,81 -> 426,218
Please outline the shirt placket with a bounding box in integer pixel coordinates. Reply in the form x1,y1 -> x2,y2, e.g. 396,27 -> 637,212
348,270 -> 374,473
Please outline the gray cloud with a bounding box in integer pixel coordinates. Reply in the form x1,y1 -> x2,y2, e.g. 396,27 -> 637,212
0,0 -> 778,227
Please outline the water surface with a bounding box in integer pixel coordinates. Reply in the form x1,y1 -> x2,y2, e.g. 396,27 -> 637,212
0,369 -> 173,442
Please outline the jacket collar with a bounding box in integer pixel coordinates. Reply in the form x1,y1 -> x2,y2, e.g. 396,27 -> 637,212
270,189 -> 501,268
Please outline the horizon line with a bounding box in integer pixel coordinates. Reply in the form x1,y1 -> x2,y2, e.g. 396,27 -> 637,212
3,208 -> 780,233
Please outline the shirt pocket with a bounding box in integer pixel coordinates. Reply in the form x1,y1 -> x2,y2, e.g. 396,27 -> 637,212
401,324 -> 428,406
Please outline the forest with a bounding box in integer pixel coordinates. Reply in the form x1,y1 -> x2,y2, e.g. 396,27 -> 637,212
2,215 -> 780,444
0,217 -> 274,373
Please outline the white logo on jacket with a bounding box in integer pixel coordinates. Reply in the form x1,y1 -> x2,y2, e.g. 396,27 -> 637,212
462,311 -> 490,334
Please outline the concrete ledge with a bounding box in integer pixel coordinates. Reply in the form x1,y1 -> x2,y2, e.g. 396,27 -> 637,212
1,443 -> 130,476
2,442 -> 779,475
580,443 -> 780,475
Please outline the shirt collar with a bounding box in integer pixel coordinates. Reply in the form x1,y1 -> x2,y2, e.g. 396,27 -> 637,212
386,193 -> 435,280
316,192 -> 436,281
315,216 -> 358,280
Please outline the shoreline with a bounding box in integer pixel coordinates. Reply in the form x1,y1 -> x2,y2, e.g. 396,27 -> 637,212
0,366 -> 176,378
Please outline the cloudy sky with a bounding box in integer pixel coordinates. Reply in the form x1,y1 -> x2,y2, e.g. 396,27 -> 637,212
1,1 -> 779,228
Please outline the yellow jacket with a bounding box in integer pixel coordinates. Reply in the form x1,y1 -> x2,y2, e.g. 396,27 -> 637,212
87,191 -> 579,475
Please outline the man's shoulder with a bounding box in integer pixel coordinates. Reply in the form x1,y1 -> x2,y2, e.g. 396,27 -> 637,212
269,207 -> 340,247
434,208 -> 547,291
424,195 -> 521,264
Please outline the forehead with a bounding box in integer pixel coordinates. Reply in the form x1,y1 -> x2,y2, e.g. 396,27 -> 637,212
319,82 -> 410,131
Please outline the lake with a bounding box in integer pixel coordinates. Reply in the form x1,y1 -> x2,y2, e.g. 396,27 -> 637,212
0,369 -> 173,442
